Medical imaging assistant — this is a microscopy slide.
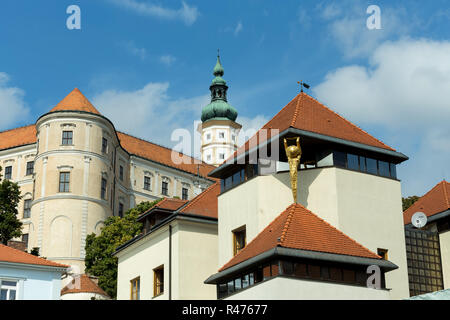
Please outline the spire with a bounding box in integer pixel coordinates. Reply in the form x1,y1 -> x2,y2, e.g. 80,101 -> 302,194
213,49 -> 224,77
50,88 -> 101,115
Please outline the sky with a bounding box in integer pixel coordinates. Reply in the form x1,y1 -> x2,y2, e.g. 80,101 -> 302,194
0,0 -> 449,197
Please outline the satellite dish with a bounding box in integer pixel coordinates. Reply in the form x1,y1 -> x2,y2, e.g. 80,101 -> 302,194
411,212 -> 427,229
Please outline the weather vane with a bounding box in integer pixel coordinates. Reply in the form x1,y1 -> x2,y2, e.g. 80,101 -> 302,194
297,80 -> 310,92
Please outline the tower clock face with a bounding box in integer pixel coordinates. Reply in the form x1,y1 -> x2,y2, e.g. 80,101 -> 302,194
411,212 -> 427,229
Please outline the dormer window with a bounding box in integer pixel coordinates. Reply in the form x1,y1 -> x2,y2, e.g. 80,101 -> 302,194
62,131 -> 73,145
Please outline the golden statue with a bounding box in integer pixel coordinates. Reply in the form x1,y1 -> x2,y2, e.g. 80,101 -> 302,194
284,137 -> 302,203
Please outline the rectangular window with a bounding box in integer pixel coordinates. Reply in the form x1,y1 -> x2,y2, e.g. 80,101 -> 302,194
359,156 -> 367,172
130,277 -> 140,300
22,234 -> 29,247
390,163 -> 397,179
26,161 -> 34,176
333,151 -> 347,168
233,227 -> 246,256
347,154 -> 359,171
119,166 -> 124,181
23,199 -> 31,219
219,153 -> 225,160
0,280 -> 18,300
378,161 -> 390,177
219,132 -> 225,139
101,178 -> 107,200
62,131 -> 73,145
118,203 -> 124,218
4,166 -> 12,180
378,248 -> 389,260
144,176 -> 151,191
182,187 -> 188,200
59,172 -> 70,193
161,182 -> 168,196
153,266 -> 164,297
366,158 -> 378,175
102,138 -> 108,153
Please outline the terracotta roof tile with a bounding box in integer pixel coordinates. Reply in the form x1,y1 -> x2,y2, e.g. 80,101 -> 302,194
61,274 -> 109,297
0,125 -> 36,151
154,197 -> 188,211
49,88 -> 101,115
404,180 -> 450,225
227,92 -> 395,164
0,244 -> 68,268
219,203 -> 380,271
179,182 -> 220,218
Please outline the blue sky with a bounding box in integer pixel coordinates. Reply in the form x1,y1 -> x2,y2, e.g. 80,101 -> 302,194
0,0 -> 449,197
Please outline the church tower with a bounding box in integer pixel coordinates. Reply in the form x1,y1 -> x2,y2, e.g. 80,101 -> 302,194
199,53 -> 241,166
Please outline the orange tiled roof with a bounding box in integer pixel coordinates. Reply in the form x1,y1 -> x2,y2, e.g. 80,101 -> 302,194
117,131 -> 217,179
0,244 -> 68,268
404,180 -> 450,225
226,92 -> 395,165
154,197 -> 188,211
219,203 -> 380,271
179,182 -> 219,218
0,125 -> 36,151
49,88 -> 101,115
61,274 -> 109,297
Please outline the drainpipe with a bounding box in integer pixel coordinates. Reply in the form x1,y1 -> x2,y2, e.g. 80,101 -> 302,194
169,224 -> 172,300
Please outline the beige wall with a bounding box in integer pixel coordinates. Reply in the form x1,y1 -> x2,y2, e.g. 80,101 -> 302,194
218,167 -> 409,299
226,277 -> 391,300
200,120 -> 240,166
440,230 -> 450,289
116,219 -> 218,300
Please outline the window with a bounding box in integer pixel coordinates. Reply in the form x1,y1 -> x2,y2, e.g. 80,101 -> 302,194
118,203 -> 124,218
389,163 -> 397,179
101,178 -> 107,200
23,199 -> 31,219
162,181 -> 168,196
144,176 -> 151,191
62,131 -> 73,145
59,172 -> 70,192
219,132 -> 225,139
4,166 -> 12,180
219,153 -> 225,160
26,161 -> 34,176
22,234 -> 29,247
182,187 -> 188,200
347,154 -> 359,171
153,266 -> 164,297
0,280 -> 18,300
233,227 -> 246,256
102,138 -> 108,153
378,161 -> 390,177
207,155 -> 211,161
333,151 -> 347,168
130,277 -> 140,300
366,158 -> 378,175
119,166 -> 124,181
377,248 -> 388,260
206,133 -> 211,140
359,156 -> 367,172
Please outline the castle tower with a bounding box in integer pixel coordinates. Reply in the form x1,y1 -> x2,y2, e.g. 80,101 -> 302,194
199,54 -> 241,166
30,88 -> 127,272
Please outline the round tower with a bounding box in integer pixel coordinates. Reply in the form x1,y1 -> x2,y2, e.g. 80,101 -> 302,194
199,53 -> 242,166
30,88 -> 125,272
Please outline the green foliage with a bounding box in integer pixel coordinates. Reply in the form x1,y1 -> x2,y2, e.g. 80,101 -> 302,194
0,166 -> 23,245
85,198 -> 162,299
29,247 -> 40,256
402,196 -> 420,211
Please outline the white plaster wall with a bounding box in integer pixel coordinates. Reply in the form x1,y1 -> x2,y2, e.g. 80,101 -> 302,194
439,230 -> 450,289
226,277 -> 391,300
60,292 -> 109,300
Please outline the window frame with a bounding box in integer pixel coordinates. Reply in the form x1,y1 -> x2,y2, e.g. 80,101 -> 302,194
61,131 -> 73,145
153,265 -> 164,297
161,181 -> 168,196
118,202 -> 124,218
119,165 -> 124,181
26,161 -> 34,176
23,199 -> 32,219
182,187 -> 188,200
0,279 -> 18,300
4,166 -> 12,180
232,226 -> 246,256
102,137 -> 108,153
144,176 -> 151,191
59,172 -> 70,193
101,178 -> 107,200
130,277 -> 140,300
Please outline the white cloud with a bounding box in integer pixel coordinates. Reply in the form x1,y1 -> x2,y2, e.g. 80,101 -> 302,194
237,115 -> 270,147
159,55 -> 176,66
108,0 -> 199,25
92,82 -> 209,151
0,72 -> 30,130
121,41 -> 147,60
313,39 -> 450,196
234,21 -> 243,36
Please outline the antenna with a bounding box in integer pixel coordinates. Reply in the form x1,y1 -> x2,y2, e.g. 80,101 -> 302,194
411,212 -> 427,229
297,80 -> 310,92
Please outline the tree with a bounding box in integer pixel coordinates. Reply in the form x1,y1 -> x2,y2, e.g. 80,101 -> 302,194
0,166 -> 22,245
402,196 -> 420,212
85,199 -> 162,299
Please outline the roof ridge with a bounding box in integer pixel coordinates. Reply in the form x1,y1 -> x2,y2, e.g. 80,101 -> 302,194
0,243 -> 68,268
302,93 -> 395,151
179,182 -> 219,213
293,203 -> 381,259
263,93 -> 301,129
442,180 -> 450,208
290,94 -> 302,127
404,180 -> 445,215
0,123 -> 35,134
279,204 -> 296,245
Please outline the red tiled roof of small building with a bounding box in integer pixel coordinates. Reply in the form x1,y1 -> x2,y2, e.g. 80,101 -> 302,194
179,182 -> 220,219
154,197 -> 188,211
404,180 -> 450,225
61,274 -> 109,297
0,244 -> 68,268
219,203 -> 381,272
